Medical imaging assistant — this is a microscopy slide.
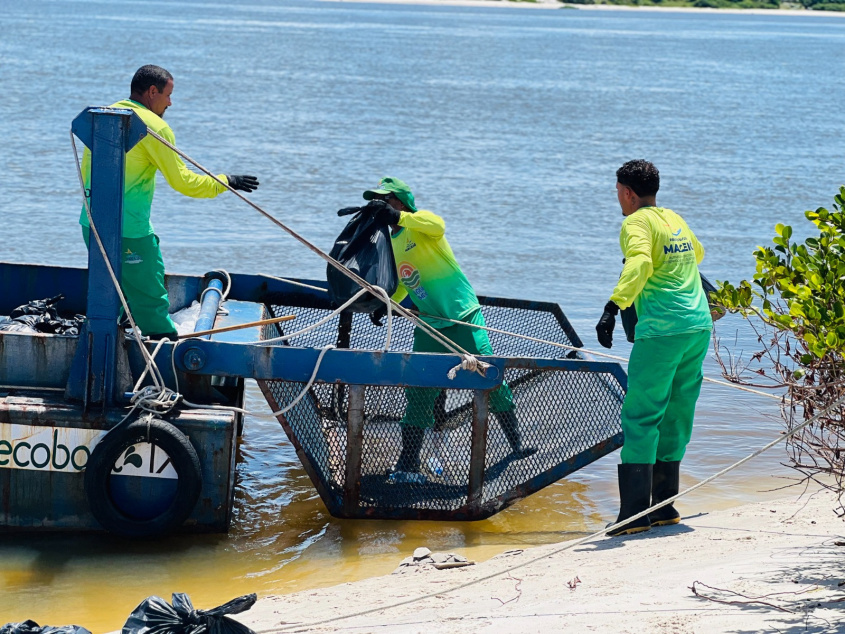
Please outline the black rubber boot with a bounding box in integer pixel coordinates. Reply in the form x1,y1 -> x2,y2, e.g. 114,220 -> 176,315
607,463 -> 653,537
650,460 -> 681,526
495,410 -> 537,459
395,425 -> 424,473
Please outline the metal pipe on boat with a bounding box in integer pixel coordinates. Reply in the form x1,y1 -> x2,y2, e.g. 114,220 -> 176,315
194,276 -> 225,339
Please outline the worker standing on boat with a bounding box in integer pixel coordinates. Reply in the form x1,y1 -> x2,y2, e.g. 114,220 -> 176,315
78,64 -> 259,339
363,177 -> 535,484
596,160 -> 712,536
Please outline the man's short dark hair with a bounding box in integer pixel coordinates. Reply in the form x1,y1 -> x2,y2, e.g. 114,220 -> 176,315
616,160 -> 660,197
130,65 -> 173,95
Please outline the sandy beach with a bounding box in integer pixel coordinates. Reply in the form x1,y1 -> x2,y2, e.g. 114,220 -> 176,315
322,0 -> 845,17
235,488 -> 845,633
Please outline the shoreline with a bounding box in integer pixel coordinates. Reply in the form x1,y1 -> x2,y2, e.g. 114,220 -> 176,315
235,489 -> 845,633
321,0 -> 845,17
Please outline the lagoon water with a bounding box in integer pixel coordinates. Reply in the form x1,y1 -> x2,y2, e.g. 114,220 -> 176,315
1,0 -> 844,629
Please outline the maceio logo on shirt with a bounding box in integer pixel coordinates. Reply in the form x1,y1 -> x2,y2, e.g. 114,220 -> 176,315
398,262 -> 428,300
663,227 -> 694,257
663,241 -> 694,255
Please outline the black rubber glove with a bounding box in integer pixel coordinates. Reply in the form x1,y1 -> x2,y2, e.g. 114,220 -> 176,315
363,199 -> 401,226
370,304 -> 387,327
337,206 -> 362,217
596,301 -> 619,349
375,204 -> 401,227
226,174 -> 260,192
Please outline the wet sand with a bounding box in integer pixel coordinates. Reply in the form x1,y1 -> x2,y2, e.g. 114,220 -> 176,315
235,488 -> 845,633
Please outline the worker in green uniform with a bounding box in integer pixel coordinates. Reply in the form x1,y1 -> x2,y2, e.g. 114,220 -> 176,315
79,65 -> 259,339
596,160 -> 712,536
364,177 -> 535,484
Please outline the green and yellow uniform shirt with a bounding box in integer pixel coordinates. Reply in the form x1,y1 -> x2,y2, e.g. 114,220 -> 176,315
79,99 -> 229,239
390,210 -> 480,330
610,206 -> 712,340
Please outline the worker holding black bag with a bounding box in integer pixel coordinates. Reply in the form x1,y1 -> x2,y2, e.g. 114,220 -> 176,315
596,160 -> 713,537
340,177 -> 534,484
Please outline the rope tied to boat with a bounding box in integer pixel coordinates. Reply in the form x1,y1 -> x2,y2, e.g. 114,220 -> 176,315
260,389 -> 845,633
447,354 -> 491,380
72,121 -> 781,421
142,127 -> 488,377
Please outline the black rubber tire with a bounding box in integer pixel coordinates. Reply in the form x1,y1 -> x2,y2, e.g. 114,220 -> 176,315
84,418 -> 203,538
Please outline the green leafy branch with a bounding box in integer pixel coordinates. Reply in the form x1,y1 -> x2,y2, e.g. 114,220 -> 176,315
710,187 -> 845,508
713,186 -> 845,362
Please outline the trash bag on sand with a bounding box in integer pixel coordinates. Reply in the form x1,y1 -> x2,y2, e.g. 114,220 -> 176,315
0,621 -> 91,634
327,202 -> 398,313
122,593 -> 257,634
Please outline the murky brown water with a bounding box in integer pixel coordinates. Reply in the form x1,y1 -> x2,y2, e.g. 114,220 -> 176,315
0,375 -> 798,632
3,0 -> 843,631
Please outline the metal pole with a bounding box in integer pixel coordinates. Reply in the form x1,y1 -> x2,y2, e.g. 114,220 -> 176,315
343,385 -> 366,517
67,107 -> 146,410
467,390 -> 489,512
194,277 -> 225,338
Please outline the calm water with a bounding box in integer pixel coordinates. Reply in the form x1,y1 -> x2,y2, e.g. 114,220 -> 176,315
1,0 -> 844,630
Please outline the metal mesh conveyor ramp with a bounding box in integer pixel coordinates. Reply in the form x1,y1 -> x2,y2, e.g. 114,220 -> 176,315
257,296 -> 626,521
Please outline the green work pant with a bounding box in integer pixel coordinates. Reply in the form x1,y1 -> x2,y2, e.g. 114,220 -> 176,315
620,329 -> 711,464
82,227 -> 177,337
402,310 -> 514,430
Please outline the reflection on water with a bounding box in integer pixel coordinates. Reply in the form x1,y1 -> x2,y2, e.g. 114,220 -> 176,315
1,0 -> 842,630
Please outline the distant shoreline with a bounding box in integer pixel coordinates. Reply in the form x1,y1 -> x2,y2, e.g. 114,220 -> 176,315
321,0 -> 845,16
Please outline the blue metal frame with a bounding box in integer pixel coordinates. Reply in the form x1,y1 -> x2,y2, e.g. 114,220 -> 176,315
66,107 -> 146,410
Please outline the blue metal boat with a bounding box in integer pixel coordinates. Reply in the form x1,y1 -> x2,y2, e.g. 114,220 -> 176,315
0,108 -> 626,537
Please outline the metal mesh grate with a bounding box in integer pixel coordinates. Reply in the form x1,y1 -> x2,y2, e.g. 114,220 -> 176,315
481,367 -> 624,506
264,295 -> 580,358
257,294 -> 622,520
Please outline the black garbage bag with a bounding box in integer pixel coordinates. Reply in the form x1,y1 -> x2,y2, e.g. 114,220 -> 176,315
0,620 -> 91,634
0,314 -> 42,333
122,592 -> 257,634
327,202 -> 398,313
10,294 -> 63,319
620,272 -> 722,344
0,295 -> 83,336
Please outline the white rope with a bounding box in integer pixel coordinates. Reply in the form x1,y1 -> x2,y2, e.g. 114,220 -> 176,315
75,127 -> 399,420
447,354 -> 491,380
170,340 -> 336,418
199,269 -> 232,316
259,287 -> 393,351
263,390 -> 845,634
169,286 -> 394,418
406,310 -> 784,403
268,344 -> 335,417
75,122 -> 781,423
144,127 -> 484,375
257,273 -> 329,293
71,132 -> 176,418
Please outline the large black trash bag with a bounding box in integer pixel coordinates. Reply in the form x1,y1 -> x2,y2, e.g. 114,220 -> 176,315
0,295 -> 84,336
620,272 -> 722,344
0,620 -> 91,634
122,592 -> 257,634
327,202 -> 398,313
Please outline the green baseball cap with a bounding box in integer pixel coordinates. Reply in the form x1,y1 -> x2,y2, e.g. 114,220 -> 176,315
362,176 -> 417,212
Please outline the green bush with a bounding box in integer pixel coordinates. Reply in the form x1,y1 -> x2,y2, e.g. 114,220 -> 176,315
808,2 -> 845,8
713,187 -> 845,507
800,0 -> 845,7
